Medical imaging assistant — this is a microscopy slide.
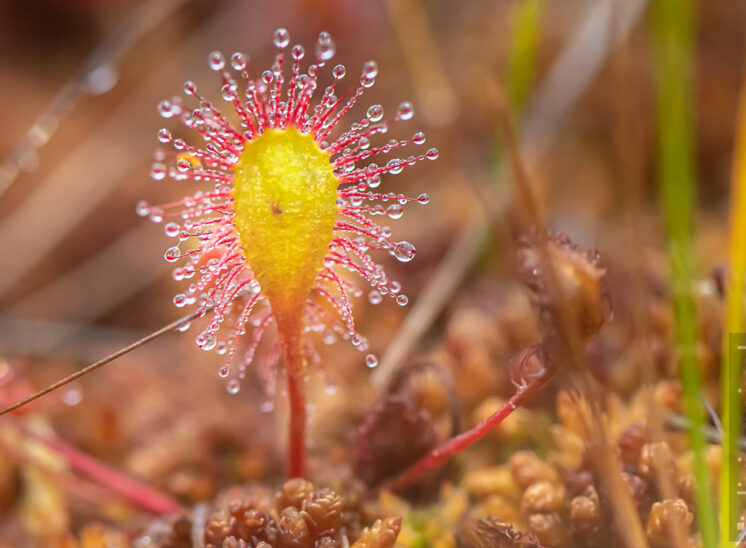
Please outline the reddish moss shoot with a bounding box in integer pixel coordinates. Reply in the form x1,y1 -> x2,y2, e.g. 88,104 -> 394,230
139,29 -> 436,477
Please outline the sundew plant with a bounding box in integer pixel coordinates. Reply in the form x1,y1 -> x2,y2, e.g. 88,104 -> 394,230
138,29 -> 436,477
4,2 -> 744,547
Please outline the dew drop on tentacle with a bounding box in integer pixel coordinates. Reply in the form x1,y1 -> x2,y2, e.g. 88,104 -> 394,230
183,80 -> 197,95
231,52 -> 247,71
157,100 -> 175,118
149,207 -> 164,223
202,332 -> 217,351
292,45 -> 305,61
362,60 -> 378,79
360,74 -> 375,89
387,204 -> 403,220
367,104 -> 383,122
273,28 -> 290,49
150,163 -> 166,180
396,101 -> 414,121
226,379 -> 241,394
136,200 -> 150,217
164,246 -> 181,262
393,241 -> 416,262
164,222 -> 180,237
365,354 -> 378,369
208,51 -> 225,71
316,31 -> 336,63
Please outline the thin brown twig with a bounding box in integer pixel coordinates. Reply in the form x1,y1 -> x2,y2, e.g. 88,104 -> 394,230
0,308 -> 203,416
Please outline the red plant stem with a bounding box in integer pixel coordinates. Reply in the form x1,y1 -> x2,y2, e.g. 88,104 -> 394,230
381,373 -> 551,493
4,416 -> 182,515
283,334 -> 307,478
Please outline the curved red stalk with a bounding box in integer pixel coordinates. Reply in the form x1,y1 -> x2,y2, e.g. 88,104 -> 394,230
380,373 -> 551,493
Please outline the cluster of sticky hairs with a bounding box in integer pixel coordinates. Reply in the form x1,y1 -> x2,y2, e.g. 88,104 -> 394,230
137,29 -> 436,394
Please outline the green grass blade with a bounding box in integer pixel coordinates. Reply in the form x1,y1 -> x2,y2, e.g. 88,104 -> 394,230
650,1 -> 718,546
719,66 -> 746,548
491,0 -> 544,178
506,0 -> 544,121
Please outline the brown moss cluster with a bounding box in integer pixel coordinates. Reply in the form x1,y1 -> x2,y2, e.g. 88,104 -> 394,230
136,479 -> 401,548
453,378 -> 708,548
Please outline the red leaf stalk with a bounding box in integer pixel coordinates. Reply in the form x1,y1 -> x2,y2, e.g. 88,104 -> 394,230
283,333 -> 307,478
381,372 -> 550,493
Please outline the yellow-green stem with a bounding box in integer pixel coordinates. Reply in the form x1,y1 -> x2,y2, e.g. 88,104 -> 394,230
506,0 -> 544,122
651,1 -> 717,546
719,63 -> 746,547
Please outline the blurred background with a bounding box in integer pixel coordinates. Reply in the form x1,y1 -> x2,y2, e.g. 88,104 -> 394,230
0,0 -> 742,346
0,0 -> 745,545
